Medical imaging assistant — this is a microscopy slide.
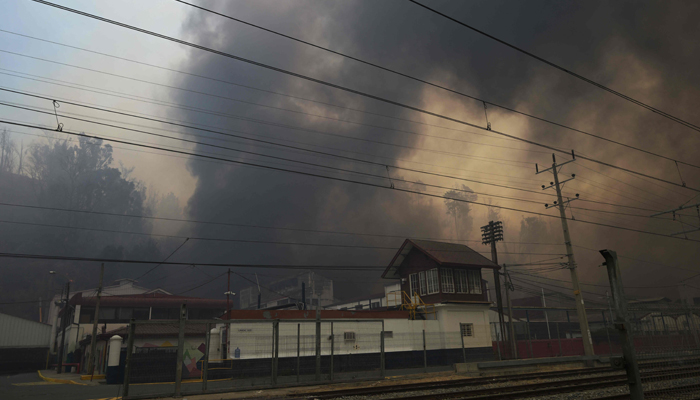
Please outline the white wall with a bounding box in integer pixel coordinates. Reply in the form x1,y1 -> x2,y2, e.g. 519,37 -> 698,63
0,312 -> 51,348
223,304 -> 492,359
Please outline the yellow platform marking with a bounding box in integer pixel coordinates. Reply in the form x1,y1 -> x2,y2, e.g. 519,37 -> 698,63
13,381 -> 60,386
80,374 -> 106,380
37,370 -> 88,385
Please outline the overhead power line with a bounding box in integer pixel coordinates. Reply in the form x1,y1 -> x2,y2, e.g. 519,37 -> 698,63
2,119 -> 698,243
0,217 -> 567,255
0,200 -> 565,246
0,28 -> 533,147
173,0 -> 700,169
28,0 -> 700,192
408,0 -> 700,135
0,251 -> 384,270
0,56 -> 551,156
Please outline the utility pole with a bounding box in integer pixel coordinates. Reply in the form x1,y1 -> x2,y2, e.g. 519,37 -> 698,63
224,268 -> 234,359
502,264 -> 517,358
481,221 -> 507,354
56,281 -> 70,374
600,250 -> 643,399
87,263 -> 104,376
537,151 -> 594,357
541,288 -> 551,339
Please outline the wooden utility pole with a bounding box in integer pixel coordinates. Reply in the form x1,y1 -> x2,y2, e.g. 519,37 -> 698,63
502,264 -> 517,358
56,281 -> 70,374
481,221 -> 507,354
88,263 -> 104,376
600,250 -> 643,400
536,152 -> 594,358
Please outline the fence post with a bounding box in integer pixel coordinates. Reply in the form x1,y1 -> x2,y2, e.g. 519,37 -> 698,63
422,330 -> 427,373
296,323 -> 300,383
202,322 -> 210,392
526,310 -> 533,358
600,249 -> 643,400
271,321 -> 278,385
122,319 -> 135,398
494,330 -> 501,361
175,304 -> 186,397
315,307 -> 321,381
556,322 -> 562,357
603,311 -> 612,356
380,329 -> 385,378
330,322 -> 334,381
688,311 -> 699,347
460,324 -> 467,363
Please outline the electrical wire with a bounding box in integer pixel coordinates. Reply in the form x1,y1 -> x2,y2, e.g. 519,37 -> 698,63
27,0 -> 700,192
408,0 -> 700,135
132,238 -> 190,280
2,118 -> 698,243
174,0 -> 700,168
0,96 -> 687,218
0,217 -> 567,255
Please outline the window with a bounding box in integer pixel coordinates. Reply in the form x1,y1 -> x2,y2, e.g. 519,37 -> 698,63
441,268 -> 455,293
455,270 -> 468,293
468,270 -> 482,294
371,302 -> 380,309
133,308 -> 150,320
151,308 -> 179,320
118,308 -> 133,321
461,323 -> 474,337
79,307 -> 95,323
418,271 -> 427,296
98,307 -> 116,321
383,331 -> 393,338
355,304 -> 364,310
426,269 -> 439,294
409,273 -> 420,297
344,332 -> 356,342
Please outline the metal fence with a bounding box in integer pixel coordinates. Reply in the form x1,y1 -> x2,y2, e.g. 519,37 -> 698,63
119,308 -> 490,399
626,304 -> 700,399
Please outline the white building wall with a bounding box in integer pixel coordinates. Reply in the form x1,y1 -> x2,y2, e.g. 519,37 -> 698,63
224,304 -> 491,360
0,312 -> 52,348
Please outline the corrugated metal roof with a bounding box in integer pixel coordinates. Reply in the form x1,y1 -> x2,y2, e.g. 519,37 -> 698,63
383,239 -> 499,279
0,312 -> 52,348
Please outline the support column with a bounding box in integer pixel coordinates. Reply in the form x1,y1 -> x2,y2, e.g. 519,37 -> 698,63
174,304 -> 186,397
600,250 -> 643,400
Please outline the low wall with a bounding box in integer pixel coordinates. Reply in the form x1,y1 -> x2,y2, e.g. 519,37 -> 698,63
0,347 -> 49,374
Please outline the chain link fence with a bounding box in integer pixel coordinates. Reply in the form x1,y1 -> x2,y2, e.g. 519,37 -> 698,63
118,309 -> 490,398
626,304 -> 700,399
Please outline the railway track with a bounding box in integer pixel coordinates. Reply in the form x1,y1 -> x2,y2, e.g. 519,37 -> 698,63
293,363 -> 700,400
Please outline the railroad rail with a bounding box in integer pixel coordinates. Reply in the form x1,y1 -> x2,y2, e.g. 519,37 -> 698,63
293,362 -> 700,400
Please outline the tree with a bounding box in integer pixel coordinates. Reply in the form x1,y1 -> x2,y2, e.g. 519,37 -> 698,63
443,185 -> 477,240
0,129 -> 17,174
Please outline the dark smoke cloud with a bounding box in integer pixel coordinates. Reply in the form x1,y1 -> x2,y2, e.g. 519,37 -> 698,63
162,0 -> 700,302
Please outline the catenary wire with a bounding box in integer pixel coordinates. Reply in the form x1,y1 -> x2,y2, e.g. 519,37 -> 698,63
26,0 -> 700,192
2,91 -> 689,216
408,0 -> 700,135
174,0 -> 700,168
2,119 -> 698,243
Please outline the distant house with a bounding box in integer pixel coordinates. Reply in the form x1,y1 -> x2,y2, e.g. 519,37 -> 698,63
47,278 -> 170,355
56,292 -> 228,375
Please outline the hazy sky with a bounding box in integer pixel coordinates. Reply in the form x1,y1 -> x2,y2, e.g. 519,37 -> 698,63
1,0 -> 699,302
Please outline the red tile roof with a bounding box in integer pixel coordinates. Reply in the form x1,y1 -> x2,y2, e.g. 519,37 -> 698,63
222,309 -> 409,320
69,292 -> 229,308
